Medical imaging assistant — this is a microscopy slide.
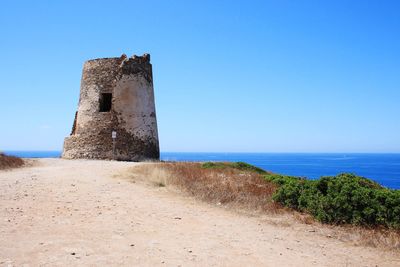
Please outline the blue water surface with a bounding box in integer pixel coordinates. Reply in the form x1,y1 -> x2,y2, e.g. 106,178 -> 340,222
4,151 -> 400,190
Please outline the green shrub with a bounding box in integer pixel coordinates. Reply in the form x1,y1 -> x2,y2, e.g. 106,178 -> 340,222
201,161 -> 266,174
230,162 -> 267,174
265,173 -> 400,228
201,162 -> 227,169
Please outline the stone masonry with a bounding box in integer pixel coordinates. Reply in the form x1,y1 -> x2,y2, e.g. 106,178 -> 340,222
62,54 -> 159,161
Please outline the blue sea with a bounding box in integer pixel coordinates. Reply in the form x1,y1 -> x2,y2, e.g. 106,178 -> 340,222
4,151 -> 400,190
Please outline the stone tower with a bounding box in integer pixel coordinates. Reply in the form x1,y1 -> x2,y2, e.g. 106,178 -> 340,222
62,54 -> 159,161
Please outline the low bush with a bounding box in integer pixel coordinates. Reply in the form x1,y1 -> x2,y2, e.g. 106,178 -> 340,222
201,161 -> 267,174
265,173 -> 400,228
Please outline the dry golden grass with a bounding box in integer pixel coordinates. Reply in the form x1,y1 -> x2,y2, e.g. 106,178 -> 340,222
133,162 -> 280,212
292,213 -> 400,250
333,225 -> 400,250
130,162 -> 400,251
0,153 -> 24,170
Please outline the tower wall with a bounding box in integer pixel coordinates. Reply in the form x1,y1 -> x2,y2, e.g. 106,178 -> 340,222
62,54 -> 159,161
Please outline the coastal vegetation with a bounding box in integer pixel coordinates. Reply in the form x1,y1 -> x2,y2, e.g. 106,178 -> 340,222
202,161 -> 400,229
137,161 -> 400,229
265,173 -> 400,229
0,153 -> 24,170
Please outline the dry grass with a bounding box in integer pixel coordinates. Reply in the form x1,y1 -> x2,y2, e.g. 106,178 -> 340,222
0,153 -> 24,170
133,163 -> 172,187
292,213 -> 400,250
133,162 -> 280,212
332,225 -> 400,250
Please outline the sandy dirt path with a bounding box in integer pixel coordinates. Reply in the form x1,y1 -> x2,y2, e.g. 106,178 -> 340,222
0,159 -> 399,266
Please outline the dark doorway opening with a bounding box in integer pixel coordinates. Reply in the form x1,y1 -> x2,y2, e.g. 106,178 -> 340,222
99,93 -> 112,112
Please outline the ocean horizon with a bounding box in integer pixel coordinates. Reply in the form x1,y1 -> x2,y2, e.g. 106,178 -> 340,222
3,151 -> 400,190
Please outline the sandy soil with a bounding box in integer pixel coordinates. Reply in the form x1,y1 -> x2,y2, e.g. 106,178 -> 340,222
0,159 -> 399,266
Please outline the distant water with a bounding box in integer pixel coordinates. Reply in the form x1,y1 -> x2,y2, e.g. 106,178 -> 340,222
5,151 -> 61,158
4,151 -> 400,190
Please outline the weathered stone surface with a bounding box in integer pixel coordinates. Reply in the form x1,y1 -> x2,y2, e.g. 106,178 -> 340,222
62,54 -> 159,161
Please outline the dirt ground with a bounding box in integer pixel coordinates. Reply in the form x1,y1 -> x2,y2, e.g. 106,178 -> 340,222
0,159 -> 399,266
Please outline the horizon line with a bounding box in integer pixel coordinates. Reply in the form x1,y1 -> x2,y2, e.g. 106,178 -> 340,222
2,150 -> 400,154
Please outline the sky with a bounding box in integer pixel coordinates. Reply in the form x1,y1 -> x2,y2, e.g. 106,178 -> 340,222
0,0 -> 399,153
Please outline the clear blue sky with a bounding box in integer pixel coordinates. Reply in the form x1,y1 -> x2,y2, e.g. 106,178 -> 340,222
1,0 -> 399,152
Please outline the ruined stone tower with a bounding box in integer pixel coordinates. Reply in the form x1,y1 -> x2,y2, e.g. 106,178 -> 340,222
62,54 -> 159,161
